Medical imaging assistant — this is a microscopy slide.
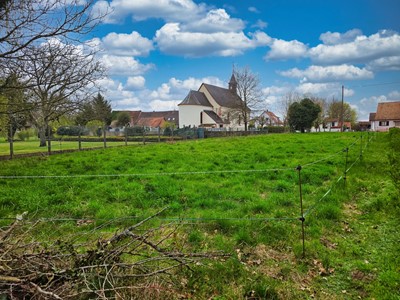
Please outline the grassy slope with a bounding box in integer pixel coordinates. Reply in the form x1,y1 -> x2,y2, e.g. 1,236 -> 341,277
0,132 -> 398,299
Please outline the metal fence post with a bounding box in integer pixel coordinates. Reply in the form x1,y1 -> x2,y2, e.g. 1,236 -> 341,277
360,132 -> 363,159
296,165 -> 305,258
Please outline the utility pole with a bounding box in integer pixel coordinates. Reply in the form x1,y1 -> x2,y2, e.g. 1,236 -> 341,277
341,85 -> 344,132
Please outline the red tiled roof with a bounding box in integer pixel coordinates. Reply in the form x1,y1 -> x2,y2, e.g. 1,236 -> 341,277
375,101 -> 400,121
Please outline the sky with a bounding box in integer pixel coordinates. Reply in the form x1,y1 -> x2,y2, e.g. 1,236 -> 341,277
87,0 -> 400,121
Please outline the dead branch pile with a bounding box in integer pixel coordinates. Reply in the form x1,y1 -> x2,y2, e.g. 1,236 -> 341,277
0,210 -> 228,299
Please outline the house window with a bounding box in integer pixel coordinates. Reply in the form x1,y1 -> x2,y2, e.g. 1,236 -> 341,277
394,121 -> 400,127
379,121 -> 389,126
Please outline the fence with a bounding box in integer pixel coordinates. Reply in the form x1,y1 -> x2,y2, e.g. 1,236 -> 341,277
0,132 -> 375,257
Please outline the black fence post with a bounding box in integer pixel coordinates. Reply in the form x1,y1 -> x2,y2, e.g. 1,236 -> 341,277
360,132 -> 363,159
296,165 -> 305,258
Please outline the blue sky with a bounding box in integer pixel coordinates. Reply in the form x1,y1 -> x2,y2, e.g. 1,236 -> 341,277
88,0 -> 400,120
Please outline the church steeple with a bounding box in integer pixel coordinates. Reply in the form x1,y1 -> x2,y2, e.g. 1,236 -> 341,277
229,72 -> 237,94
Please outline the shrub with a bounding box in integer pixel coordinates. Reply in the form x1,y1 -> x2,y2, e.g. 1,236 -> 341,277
57,126 -> 89,136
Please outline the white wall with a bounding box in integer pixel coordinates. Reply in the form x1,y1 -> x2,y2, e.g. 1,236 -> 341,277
179,105 -> 210,127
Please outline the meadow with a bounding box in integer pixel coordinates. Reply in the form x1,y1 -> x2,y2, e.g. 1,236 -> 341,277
0,132 -> 399,299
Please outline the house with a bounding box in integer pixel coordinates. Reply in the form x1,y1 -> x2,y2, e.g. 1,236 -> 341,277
178,74 -> 246,129
255,110 -> 283,127
370,101 -> 400,132
129,110 -> 179,131
324,119 -> 352,132
369,113 -> 376,131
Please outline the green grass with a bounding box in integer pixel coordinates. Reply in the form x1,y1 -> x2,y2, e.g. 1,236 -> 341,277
0,138 -> 131,155
0,131 -> 398,299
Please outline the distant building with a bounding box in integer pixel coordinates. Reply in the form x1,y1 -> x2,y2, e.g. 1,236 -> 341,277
112,110 -> 178,132
178,73 -> 247,129
255,110 -> 283,127
370,101 -> 400,131
325,119 -> 352,132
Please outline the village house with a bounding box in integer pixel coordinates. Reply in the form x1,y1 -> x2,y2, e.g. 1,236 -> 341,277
255,110 -> 283,127
370,101 -> 400,131
178,74 -> 246,130
324,119 -> 352,132
128,110 -> 178,132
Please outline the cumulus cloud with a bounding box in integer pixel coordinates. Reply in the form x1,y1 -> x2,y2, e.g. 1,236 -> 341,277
149,100 -> 179,111
295,82 -> 354,97
93,0 -> 205,24
252,19 -> 268,30
101,55 -> 154,76
264,39 -> 308,60
96,78 -> 141,109
309,30 -> 400,65
388,90 -> 400,99
279,64 -> 374,82
367,56 -> 400,71
100,31 -> 154,56
126,76 -> 146,90
182,9 -> 245,33
319,29 -> 363,45
155,23 -> 270,57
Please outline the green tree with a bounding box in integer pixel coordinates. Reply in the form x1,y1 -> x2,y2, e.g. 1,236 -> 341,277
288,98 -> 321,133
80,93 -> 112,147
326,100 -> 358,128
116,111 -> 131,127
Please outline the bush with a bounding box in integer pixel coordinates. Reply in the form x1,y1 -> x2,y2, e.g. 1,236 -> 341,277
16,130 -> 30,141
57,126 -> 89,136
388,128 -> 400,194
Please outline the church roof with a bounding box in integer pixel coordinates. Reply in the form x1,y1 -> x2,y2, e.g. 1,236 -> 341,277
203,110 -> 226,124
178,90 -> 212,107
202,83 -> 243,109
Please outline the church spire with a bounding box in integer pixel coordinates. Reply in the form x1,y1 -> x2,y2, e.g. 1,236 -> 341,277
229,72 -> 237,94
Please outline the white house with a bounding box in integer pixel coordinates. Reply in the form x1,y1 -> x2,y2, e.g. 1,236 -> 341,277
370,101 -> 400,131
178,74 -> 246,129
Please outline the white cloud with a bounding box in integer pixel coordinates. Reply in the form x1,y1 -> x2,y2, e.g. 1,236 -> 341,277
264,39 -> 308,60
101,31 -> 154,56
101,55 -> 154,76
319,29 -> 363,45
309,30 -> 400,65
252,19 -> 268,30
295,82 -> 354,98
149,100 -> 179,111
366,56 -> 400,71
126,76 -> 146,90
248,6 -> 260,13
93,0 -> 205,24
279,64 -> 374,82
388,90 -> 400,99
182,9 -> 245,33
96,78 -> 141,109
155,23 -> 270,57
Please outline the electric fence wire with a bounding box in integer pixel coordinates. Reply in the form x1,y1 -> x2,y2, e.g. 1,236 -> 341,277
0,134 -> 370,224
0,136 -> 362,180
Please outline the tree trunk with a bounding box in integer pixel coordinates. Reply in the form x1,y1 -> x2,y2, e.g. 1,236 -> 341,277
38,127 -> 47,147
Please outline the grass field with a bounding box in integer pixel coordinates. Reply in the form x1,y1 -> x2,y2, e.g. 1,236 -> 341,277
0,132 -> 399,299
0,139 -> 129,156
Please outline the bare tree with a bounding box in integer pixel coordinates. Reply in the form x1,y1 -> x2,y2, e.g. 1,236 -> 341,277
278,90 -> 301,130
10,40 -> 104,149
0,0 -> 105,61
231,66 -> 263,131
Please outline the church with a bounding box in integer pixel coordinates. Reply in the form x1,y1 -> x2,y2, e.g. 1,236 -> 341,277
178,73 -> 246,129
